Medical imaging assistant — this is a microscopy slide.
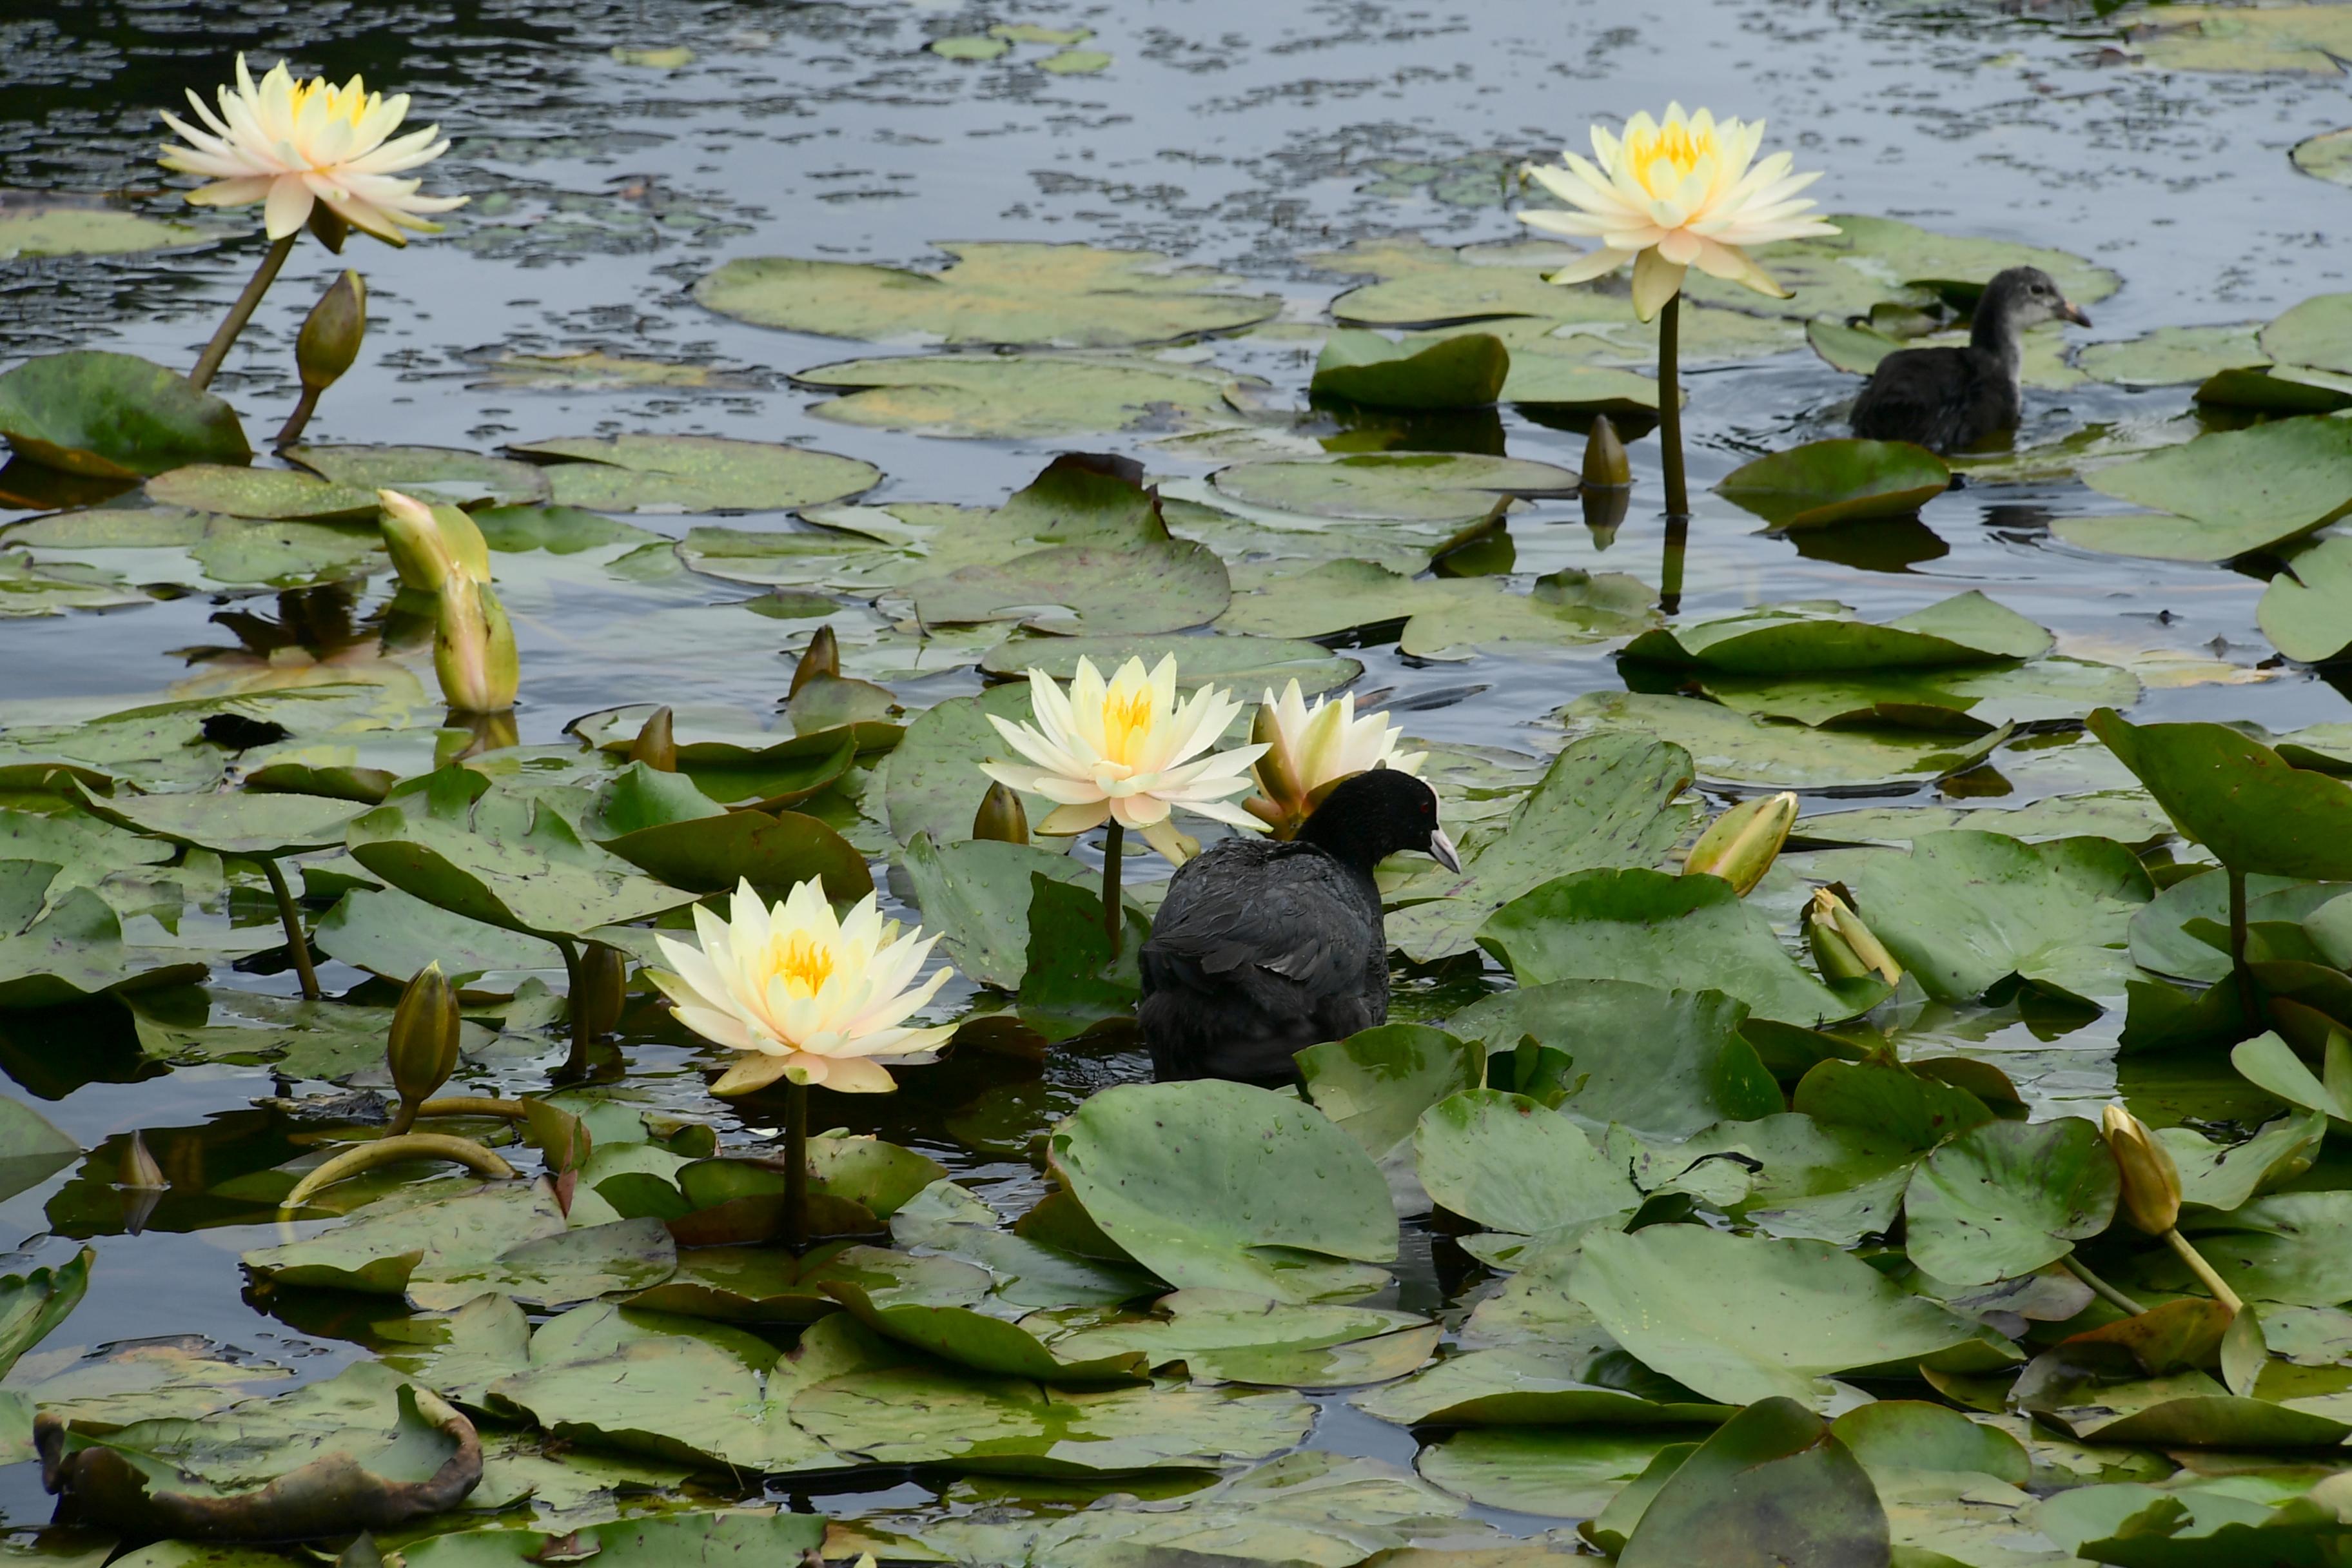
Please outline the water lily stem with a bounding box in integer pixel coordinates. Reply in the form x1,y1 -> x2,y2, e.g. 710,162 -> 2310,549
416,1095 -> 531,1122
785,1077 -> 808,1252
273,385 -> 322,447
260,857 -> 320,1001
2062,1254 -> 2148,1318
556,937 -> 591,1079
281,1133 -> 516,1210
190,232 -> 297,391
2164,1226 -> 2245,1315
1102,819 -> 1124,959
1656,293 -> 1688,521
1660,514 -> 1689,619
2230,866 -> 2259,1033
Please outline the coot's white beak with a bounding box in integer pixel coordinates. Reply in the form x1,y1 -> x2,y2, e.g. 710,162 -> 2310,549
1427,827 -> 1462,874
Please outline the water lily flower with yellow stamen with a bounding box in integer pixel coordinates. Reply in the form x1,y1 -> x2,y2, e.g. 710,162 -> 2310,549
651,877 -> 956,1097
159,55 -> 466,246
980,654 -> 1267,866
1521,103 -> 1838,322
1248,680 -> 1427,839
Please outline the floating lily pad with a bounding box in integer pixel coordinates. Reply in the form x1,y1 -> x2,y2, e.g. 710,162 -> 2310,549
1355,1340 -> 1734,1427
1311,330 -> 1509,409
315,885 -> 561,984
0,352 -> 250,479
911,536 -> 1229,634
1418,1426 -> 1685,1519
1687,656 -> 2139,734
1216,557 -> 1653,658
74,785 -> 369,858
0,195 -> 215,259
1210,453 -> 1577,523
1620,591 -> 2050,672
407,1218 -> 677,1311
979,632 -> 1360,695
2137,5 -> 2352,74
1413,1090 -> 1640,1243
694,242 -> 1281,348
0,1101 -> 79,1208
930,34 -> 1010,59
144,465 -> 379,522
892,1179 -> 1159,1308
2079,324 -> 2269,387
2090,709 -> 2352,880
795,352 -> 1264,439
900,836 -> 1095,991
505,434 -> 877,514
0,863 -> 205,1011
1298,1023 -> 1485,1183
1903,1117 -> 2120,1287
1562,692 -> 2008,789
126,985 -> 487,1082
623,1242 -> 988,1324
0,556 -> 149,618
586,763 -> 871,901
1618,1397 -> 1890,1568
1716,440 -> 1951,531
283,445 -> 553,508
2243,297 -> 2352,378
2059,418 -> 2352,562
244,1181 -> 566,1295
403,1511 -> 825,1566
2260,533 -> 2352,663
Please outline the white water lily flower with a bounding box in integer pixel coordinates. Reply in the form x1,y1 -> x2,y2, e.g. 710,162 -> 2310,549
651,877 -> 955,1096
1248,680 -> 1426,838
159,55 -> 466,246
980,654 -> 1267,864
1521,103 -> 1838,321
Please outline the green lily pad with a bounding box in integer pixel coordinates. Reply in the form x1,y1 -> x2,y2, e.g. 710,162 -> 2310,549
911,536 -> 1230,634
406,1218 -> 677,1311
1413,1089 -> 1641,1242
126,985 -> 488,1082
74,785 -> 369,858
505,434 -> 877,513
892,1179 -> 1159,1308
2163,1110 -> 2328,1213
694,242 -> 1280,348
144,465 -> 378,521
0,195 -> 215,259
1482,867 -> 1885,1026
586,763 -> 870,901
1619,1397 -> 1890,1568
623,1242 -> 988,1324
1215,556 -> 1654,658
402,1510 -> 826,1566
282,444 -> 553,508
2260,532 -> 2352,663
1563,692 -> 2009,789
2136,5 -> 2352,73
315,885 -> 562,985
2060,418 -> 2352,562
2128,870 -> 2343,983
0,863 -> 205,1011
823,1281 -> 1150,1384
0,1100 -> 79,1206
1621,591 -> 2051,672
885,683 -> 1052,847
243,1181 -> 567,1295
2090,709 -> 2352,879
0,557 -> 150,618
2079,324 -> 2269,387
0,352 -> 250,479
1038,48 -> 1113,74
1845,829 -> 2152,1006
1687,655 -> 2139,734
1298,1023 -> 1485,1177
1903,1117 -> 2121,1286
929,34 -> 1010,59
0,1251 -> 90,1386
2259,293 -> 2352,376
1310,330 -> 1509,409
2166,1192 -> 2352,1305
1418,1427 -> 1686,1519
980,632 -> 1360,695
1210,452 -> 1577,523
900,835 -> 1095,991
1573,1225 -> 2008,1409
1717,440 -> 1952,531
1796,791 -> 2175,850
2230,1030 -> 2352,1130
1051,1081 -> 1396,1303
2297,124 -> 2352,184
1355,1339 -> 1734,1427
795,352 -> 1264,439
1792,1059 -> 1996,1154
1033,1289 -> 1433,1391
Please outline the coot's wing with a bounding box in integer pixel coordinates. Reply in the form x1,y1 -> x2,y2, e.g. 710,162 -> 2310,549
1850,346 -> 1973,450
1141,845 -> 1376,1014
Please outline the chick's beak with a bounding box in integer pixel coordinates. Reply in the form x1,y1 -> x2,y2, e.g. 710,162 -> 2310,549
1427,827 -> 1462,874
2061,299 -> 2092,328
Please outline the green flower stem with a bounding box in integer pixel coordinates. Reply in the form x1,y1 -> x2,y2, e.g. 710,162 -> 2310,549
415,1095 -> 531,1122
2230,866 -> 2259,1032
556,936 -> 591,1080
1660,513 -> 1689,619
190,232 -> 297,391
282,1133 -> 515,1210
785,1077 -> 808,1252
2164,1226 -> 2245,1315
2062,1253 -> 2148,1318
1102,819 -> 1125,959
1656,293 -> 1688,520
272,384 -> 323,447
259,857 -> 320,1001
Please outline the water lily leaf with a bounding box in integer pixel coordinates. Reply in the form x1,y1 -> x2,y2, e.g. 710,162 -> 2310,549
2023,1358 -> 2352,1449
1621,591 -> 2050,672
1619,1396 -> 1890,1568
0,556 -> 150,618
315,885 -> 562,985
1482,868 -> 1886,1026
2128,870 -> 2345,984
0,1251 -> 90,1387
2162,1111 -> 2327,1213
1211,452 -> 1576,523
910,537 -> 1230,634
406,1217 -> 676,1311
979,632 -> 1361,695
1413,1090 -> 1640,1242
2135,5 -> 2352,72
930,34 -> 1010,59
2258,293 -> 2352,377
694,242 -> 1280,348
1828,1398 -> 2030,1484
823,1281 -> 1149,1384
2079,324 -> 2268,387
887,683 -> 1056,847
2060,418 -> 2352,562
900,835 -> 1094,990
1031,1288 -> 1433,1391
1902,1118 -> 2121,1286
1449,981 -> 1781,1139
1417,1427 -> 1687,1519
1563,691 -> 2008,789
1717,440 -> 1951,531
796,352 -> 1264,439
1792,1059 -> 1995,1154
2166,1193 -> 2352,1304
1355,1338 -> 1733,1427
623,1242 -> 986,1324
36,1360 -> 479,1540
0,863 -> 205,1011
892,1179 -> 1159,1308
126,985 -> 490,1082
2195,362 -> 2352,415
2259,532 -> 2352,663
587,763 -> 870,901
1051,1081 -> 1396,1303
403,1510 -> 825,1567
1217,557 -> 1654,658
1685,656 -> 2139,734
74,785 -> 369,858
0,352 -> 250,478
1310,330 -> 1509,409
0,194 -> 215,259
1796,792 -> 2174,850
0,1101 -> 77,1208
505,434 -> 877,513
1298,1023 -> 1485,1186
2230,1030 -> 2352,1130
1845,829 -> 2151,1006
1039,48 -> 1113,73
145,465 -> 378,521
244,1181 -> 567,1295
1573,1226 -> 2008,1409
282,445 -> 553,508
346,767 -> 697,941
2089,709 -> 2352,879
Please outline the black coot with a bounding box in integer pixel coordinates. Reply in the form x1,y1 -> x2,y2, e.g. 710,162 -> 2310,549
1849,265 -> 2090,453
1139,768 -> 1460,1084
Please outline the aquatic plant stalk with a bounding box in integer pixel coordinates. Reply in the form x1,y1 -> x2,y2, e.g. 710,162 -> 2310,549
2164,1226 -> 2245,1314
190,233 -> 295,391
2230,867 -> 2259,1032
2061,1254 -> 2147,1318
415,1096 -> 529,1121
282,1133 -> 516,1209
259,856 -> 320,1001
785,1078 -> 808,1251
1658,295 -> 1687,521
555,937 -> 593,1079
1102,819 -> 1124,958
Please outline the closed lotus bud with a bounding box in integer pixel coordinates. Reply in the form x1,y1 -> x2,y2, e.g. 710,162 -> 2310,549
388,961 -> 460,1111
574,943 -> 627,1040
790,625 -> 839,696
1687,792 -> 1798,896
120,1130 -> 167,1191
1583,414 -> 1632,489
629,707 -> 678,772
296,270 -> 366,393
973,781 -> 1030,844
378,489 -> 491,592
2102,1103 -> 2182,1235
434,577 -> 519,714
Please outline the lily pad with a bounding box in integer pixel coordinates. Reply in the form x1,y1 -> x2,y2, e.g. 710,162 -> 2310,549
401,1511 -> 825,1567
0,1101 -> 79,1206
1355,1340 -> 1734,1427
1413,1090 -> 1641,1242
623,1242 -> 988,1324
282,445 -> 553,508
1619,1397 -> 1890,1568
406,1219 -> 677,1311
2060,418 -> 2352,562
1210,453 -> 1577,524
0,863 -> 206,1011
1298,1023 -> 1485,1175
1902,1117 -> 2121,1286
900,835 -> 1095,991
74,786 -> 369,858
1417,1427 -> 1686,1520
1051,1081 -> 1396,1303
1716,440 -> 1952,531
2079,324 -> 2269,387
2260,533 -> 2352,663
2090,709 -> 2352,879
1620,591 -> 2051,672
910,536 -> 1229,634
1686,656 -> 2139,734
505,434 -> 877,514
0,195 -> 214,260
1311,330 -> 1509,409
694,242 -> 1281,348
1215,557 -> 1654,658
586,763 -> 870,901
144,465 -> 378,521
0,352 -> 250,479
315,885 -> 562,985
1562,691 -> 2009,789
243,1181 -> 567,1295
979,632 -> 1360,694
795,352 -> 1265,439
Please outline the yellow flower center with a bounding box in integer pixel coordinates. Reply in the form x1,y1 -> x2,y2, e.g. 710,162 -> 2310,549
289,76 -> 371,128
756,929 -> 836,997
1624,119 -> 1715,196
1101,686 -> 1157,767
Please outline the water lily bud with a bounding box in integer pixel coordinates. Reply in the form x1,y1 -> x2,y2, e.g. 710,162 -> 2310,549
295,270 -> 366,393
574,943 -> 627,1040
307,202 -> 351,255
1687,792 -> 1798,896
629,706 -> 678,772
388,961 -> 460,1112
1814,887 -> 1901,986
1805,896 -> 1873,984
2102,1103 -> 2183,1235
1583,415 -> 1632,488
434,578 -> 519,714
379,489 -> 460,593
973,781 -> 1030,844
790,625 -> 839,696
120,1130 -> 167,1191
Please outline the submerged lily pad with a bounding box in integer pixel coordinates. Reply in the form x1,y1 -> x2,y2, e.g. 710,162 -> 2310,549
1716,440 -> 1951,531
2060,417 -> 2352,562
506,434 -> 877,513
694,242 -> 1280,348
0,352 -> 250,480
795,352 -> 1264,439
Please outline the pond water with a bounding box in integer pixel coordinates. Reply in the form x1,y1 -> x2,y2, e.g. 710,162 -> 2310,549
5,0 -> 2352,1560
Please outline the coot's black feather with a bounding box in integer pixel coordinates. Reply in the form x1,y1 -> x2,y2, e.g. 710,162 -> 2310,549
1139,769 -> 1458,1084
1848,265 -> 2090,453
